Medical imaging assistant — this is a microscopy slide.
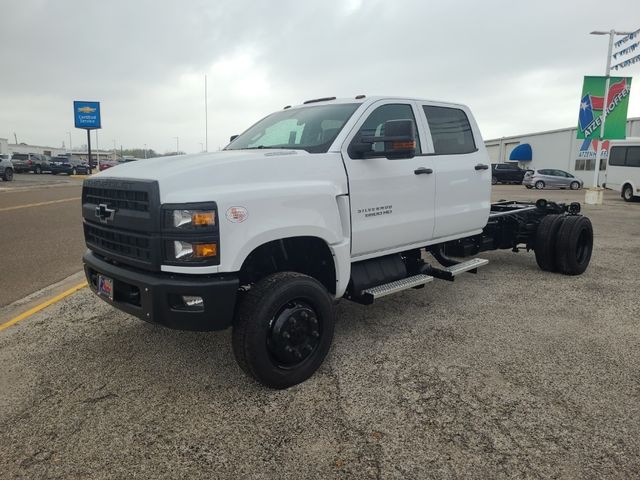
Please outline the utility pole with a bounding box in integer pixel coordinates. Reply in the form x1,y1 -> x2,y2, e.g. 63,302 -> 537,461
589,29 -> 634,188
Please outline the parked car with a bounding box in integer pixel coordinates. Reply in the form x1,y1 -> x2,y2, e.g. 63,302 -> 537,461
9,153 -> 51,174
0,154 -> 14,181
491,163 -> 528,185
523,169 -> 583,190
99,159 -> 119,171
49,155 -> 92,175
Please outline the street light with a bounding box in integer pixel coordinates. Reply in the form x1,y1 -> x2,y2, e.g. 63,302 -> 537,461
67,132 -> 72,151
589,29 -> 634,188
199,142 -> 204,152
173,136 -> 179,155
144,143 -> 147,159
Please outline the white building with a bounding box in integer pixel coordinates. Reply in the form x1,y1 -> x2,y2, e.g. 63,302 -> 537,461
485,117 -> 640,185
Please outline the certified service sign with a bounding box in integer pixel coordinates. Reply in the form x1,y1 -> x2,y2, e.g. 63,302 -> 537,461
73,101 -> 101,129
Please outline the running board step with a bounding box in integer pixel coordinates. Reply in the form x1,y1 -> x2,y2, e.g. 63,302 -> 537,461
426,257 -> 489,281
362,274 -> 434,302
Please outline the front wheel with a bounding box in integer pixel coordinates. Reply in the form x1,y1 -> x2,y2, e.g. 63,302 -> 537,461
35,166 -> 42,174
2,168 -> 13,181
71,168 -> 77,176
535,180 -> 545,190
491,176 -> 498,185
525,185 -> 533,189
622,184 -> 634,202
570,181 -> 580,190
232,272 -> 335,389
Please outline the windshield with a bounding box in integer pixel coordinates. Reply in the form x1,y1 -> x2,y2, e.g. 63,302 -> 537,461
225,103 -> 360,153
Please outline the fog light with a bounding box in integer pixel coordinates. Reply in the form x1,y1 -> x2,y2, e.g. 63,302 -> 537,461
181,296 -> 204,311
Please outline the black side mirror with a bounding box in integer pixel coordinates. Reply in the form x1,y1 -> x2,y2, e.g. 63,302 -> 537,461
348,119 -> 416,159
229,135 -> 239,142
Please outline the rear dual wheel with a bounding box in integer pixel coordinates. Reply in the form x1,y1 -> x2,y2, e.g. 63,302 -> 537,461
535,215 -> 593,275
232,272 -> 335,389
2,168 -> 13,181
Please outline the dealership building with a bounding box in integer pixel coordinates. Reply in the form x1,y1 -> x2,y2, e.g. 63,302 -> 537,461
485,117 -> 640,185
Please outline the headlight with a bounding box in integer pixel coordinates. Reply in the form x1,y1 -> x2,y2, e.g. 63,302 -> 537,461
165,208 -> 216,231
161,202 -> 220,265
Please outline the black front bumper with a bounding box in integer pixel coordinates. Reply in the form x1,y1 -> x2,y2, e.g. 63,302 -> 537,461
83,250 -> 239,331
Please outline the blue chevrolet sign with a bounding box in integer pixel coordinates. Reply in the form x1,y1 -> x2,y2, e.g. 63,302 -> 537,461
73,101 -> 101,129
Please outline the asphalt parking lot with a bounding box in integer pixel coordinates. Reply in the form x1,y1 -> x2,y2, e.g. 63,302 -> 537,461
0,173 -> 84,306
1,185 -> 639,479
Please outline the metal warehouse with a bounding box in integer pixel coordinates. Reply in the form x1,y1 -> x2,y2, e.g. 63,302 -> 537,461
485,117 -> 640,185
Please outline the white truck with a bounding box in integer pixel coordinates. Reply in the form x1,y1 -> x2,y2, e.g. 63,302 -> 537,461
82,96 -> 593,388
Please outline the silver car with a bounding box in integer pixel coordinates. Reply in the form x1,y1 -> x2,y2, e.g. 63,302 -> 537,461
523,169 -> 583,190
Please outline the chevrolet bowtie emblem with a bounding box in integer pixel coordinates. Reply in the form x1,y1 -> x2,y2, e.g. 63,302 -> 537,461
95,203 -> 116,223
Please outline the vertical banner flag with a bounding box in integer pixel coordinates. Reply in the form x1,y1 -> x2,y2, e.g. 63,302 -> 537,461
577,76 -> 632,139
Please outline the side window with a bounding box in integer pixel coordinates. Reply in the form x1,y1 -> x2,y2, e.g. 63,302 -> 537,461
355,104 -> 421,156
609,147 -> 626,166
627,147 -> 640,167
423,105 -> 476,155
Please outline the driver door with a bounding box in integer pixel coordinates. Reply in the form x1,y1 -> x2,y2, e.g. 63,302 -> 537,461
341,101 -> 436,258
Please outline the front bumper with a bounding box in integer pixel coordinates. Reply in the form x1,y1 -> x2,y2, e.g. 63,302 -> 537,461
83,250 -> 239,331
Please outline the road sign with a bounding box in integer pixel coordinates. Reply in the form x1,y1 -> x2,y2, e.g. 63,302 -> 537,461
73,101 -> 101,129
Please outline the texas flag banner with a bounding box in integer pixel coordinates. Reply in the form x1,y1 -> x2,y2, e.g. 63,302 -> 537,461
577,76 -> 632,140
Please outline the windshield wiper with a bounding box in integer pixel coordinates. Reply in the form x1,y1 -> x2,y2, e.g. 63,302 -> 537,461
242,145 -> 274,150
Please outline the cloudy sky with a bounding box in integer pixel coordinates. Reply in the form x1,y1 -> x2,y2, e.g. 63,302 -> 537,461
1,0 -> 639,154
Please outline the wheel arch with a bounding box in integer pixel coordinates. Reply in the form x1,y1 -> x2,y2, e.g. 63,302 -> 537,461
236,233 -> 350,297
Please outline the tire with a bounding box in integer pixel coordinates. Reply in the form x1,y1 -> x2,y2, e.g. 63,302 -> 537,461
570,181 -> 580,190
2,168 -> 13,181
232,272 -> 335,389
555,216 -> 593,276
525,185 -> 533,189
491,176 -> 498,185
622,184 -> 634,202
35,166 -> 42,174
72,168 -> 77,176
534,214 -> 565,272
535,180 -> 545,190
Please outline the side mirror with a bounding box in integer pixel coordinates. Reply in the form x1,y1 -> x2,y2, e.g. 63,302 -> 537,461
229,135 -> 239,142
348,119 -> 416,159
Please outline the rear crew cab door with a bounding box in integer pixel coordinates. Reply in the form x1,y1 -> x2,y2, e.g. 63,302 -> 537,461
341,100 -> 436,257
419,103 -> 490,239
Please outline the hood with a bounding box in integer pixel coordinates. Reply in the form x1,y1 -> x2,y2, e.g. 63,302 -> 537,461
92,149 -> 346,203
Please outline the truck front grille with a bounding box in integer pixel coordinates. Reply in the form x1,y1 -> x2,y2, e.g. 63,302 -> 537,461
84,223 -> 152,266
83,186 -> 149,212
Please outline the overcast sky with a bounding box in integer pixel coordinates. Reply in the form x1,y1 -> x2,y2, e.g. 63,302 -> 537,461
1,0 -> 639,154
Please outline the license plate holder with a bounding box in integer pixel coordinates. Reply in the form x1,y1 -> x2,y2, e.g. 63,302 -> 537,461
98,274 -> 114,301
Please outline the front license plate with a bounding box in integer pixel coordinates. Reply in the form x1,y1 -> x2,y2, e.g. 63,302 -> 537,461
98,275 -> 114,301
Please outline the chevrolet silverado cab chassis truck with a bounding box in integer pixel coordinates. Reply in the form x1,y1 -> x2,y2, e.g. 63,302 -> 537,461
82,96 -> 593,388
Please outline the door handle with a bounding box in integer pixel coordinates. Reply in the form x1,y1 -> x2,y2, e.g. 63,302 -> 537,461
474,163 -> 489,171
414,167 -> 433,175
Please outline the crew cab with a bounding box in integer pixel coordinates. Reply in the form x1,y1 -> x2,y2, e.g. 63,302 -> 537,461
82,96 -> 593,388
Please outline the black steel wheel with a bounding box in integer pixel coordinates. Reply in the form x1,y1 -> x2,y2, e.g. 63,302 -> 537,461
555,216 -> 593,275
534,214 -> 565,272
622,184 -> 634,202
2,168 -> 13,181
232,272 -> 335,389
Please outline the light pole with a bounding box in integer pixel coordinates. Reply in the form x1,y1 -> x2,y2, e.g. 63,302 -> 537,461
173,136 -> 179,155
144,144 -> 147,159
67,132 -> 72,152
199,142 -> 204,152
204,74 -> 208,152
589,29 -> 634,188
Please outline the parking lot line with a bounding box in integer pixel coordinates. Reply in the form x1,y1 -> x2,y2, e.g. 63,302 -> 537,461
0,282 -> 87,332
0,197 -> 78,212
